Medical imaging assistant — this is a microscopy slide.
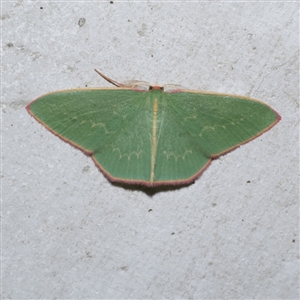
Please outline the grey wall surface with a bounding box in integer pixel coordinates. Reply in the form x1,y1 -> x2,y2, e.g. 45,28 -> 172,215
3,1 -> 299,299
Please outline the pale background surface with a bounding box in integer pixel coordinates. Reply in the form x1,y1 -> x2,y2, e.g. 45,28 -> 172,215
2,1 -> 299,299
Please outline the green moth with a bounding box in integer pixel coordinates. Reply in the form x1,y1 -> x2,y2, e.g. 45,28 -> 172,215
27,70 -> 281,187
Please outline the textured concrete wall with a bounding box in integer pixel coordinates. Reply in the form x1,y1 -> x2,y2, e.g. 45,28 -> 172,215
3,1 -> 298,299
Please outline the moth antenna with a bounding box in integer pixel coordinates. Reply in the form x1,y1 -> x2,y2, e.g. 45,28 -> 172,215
94,69 -> 126,87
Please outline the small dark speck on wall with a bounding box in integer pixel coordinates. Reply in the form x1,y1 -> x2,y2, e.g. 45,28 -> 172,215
40,7 -> 43,9
78,18 -> 86,27
110,1 -> 114,3
7,43 -> 13,47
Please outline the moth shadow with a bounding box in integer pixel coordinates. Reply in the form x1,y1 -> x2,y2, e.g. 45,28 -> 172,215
111,181 -> 193,196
